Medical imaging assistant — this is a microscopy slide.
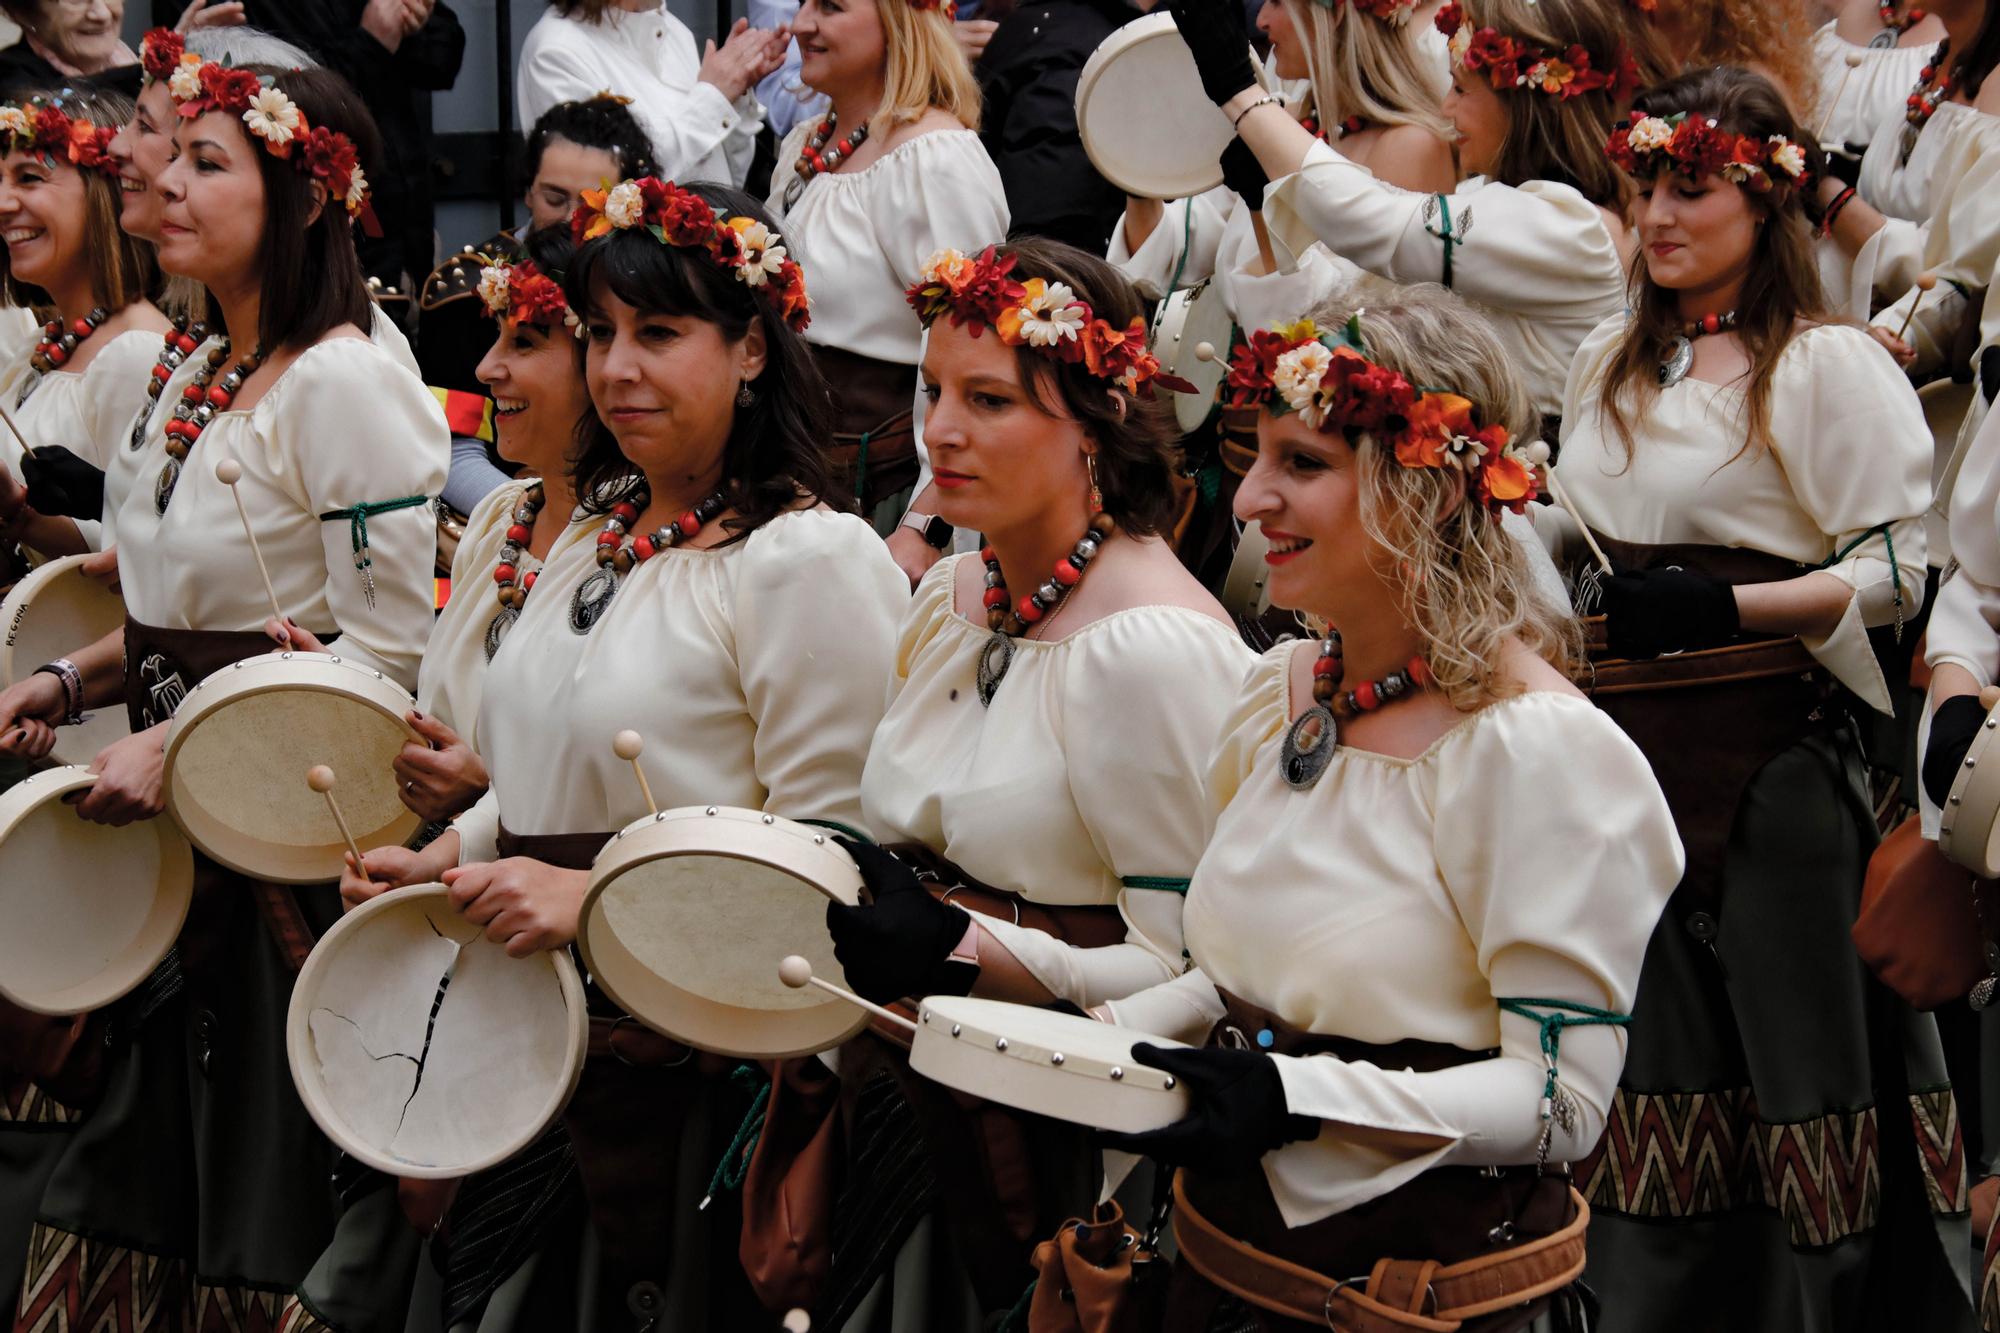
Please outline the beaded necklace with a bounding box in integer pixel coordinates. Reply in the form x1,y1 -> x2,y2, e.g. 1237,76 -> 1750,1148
975,512 -> 1115,706
1298,114 -> 1365,141
156,339 -> 264,513
1878,2 -> 1926,35
1658,309 -> 1738,388
132,319 -> 208,451
782,113 -> 871,210
20,305 -> 108,407
485,479 -> 547,660
1902,40 -> 1955,158
1280,631 -> 1433,789
568,486 -> 731,634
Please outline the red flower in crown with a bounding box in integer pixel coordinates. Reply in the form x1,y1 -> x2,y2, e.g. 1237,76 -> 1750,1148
140,28 -> 184,84
1319,346 -> 1417,433
65,118 -> 113,171
906,245 -> 1027,336
188,62 -> 266,119
1463,28 -> 1523,84
1434,1 -> 1463,36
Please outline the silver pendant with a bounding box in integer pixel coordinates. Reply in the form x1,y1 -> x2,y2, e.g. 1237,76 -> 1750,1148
1658,336 -> 1694,388
1869,27 -> 1898,48
129,405 -> 151,452
484,606 -> 517,660
976,633 -> 1014,706
15,370 -> 40,410
569,567 -> 618,634
1972,975 -> 1997,1011
154,456 -> 181,513
1280,705 -> 1337,789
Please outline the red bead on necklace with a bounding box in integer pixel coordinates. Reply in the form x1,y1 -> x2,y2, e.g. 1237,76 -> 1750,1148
975,512 -> 1115,706
131,318 -> 209,452
156,338 -> 265,513
568,486 -> 731,634
486,479 -> 548,660
30,306 -> 107,375
1282,630 -> 1433,789
782,113 -> 871,209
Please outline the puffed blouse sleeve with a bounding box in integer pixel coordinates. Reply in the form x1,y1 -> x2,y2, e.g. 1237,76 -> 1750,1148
264,339 -> 449,688
1260,141 -> 1624,323
1870,116 -> 2000,376
875,131 -> 1011,290
973,610 -> 1254,1010
731,508 -> 911,831
75,330 -> 163,469
1106,189 -> 1233,299
1262,695 -> 1682,1215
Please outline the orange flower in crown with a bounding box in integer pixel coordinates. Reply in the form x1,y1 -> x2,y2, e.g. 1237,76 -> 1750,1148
570,177 -> 811,333
477,257 -> 576,334
0,98 -> 116,176
1227,317 -> 1546,515
166,54 -> 375,223
1435,2 -> 1640,102
906,246 -> 1196,396
1606,111 -> 1811,192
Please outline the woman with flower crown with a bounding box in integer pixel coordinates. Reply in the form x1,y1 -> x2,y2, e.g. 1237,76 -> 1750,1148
1069,284 -> 1680,1333
0,62 -> 447,1333
806,237 -> 1251,1330
1547,65 -> 1972,1330
1167,0 -> 1637,423
342,179 -> 906,1331
769,0 -> 1007,585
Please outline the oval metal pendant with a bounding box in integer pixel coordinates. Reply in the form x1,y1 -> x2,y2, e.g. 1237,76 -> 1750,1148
129,405 -> 151,452
15,371 -> 41,410
569,567 -> 618,634
484,606 -> 518,660
1280,705 -> 1338,790
1657,336 -> 1694,388
154,457 -> 181,514
975,633 -> 1014,707
1868,27 -> 1898,48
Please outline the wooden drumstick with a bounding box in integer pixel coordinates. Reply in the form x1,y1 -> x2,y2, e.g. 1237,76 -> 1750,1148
1894,272 -> 1938,343
1816,51 -> 1866,143
0,397 -> 34,460
1248,211 -> 1278,272
1526,439 -> 1614,577
215,459 -> 286,629
778,955 -> 918,1034
307,765 -> 368,872
1193,341 -> 1218,364
612,729 -> 657,815
1980,685 -> 2000,712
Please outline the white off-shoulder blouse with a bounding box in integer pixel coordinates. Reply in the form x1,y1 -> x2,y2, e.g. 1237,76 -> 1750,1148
1811,22 -> 1933,152
1108,648 -> 1681,1228
860,555 -> 1253,1007
0,328 -> 162,553
108,336 -> 449,690
1552,318 -> 1930,713
452,506 -> 908,861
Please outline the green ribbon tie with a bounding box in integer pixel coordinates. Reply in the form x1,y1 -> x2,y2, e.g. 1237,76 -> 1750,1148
319,493 -> 430,571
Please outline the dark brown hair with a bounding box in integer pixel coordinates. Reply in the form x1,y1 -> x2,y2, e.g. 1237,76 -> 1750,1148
198,67 -> 378,352
562,183 -> 835,542
1598,65 -> 1831,462
1461,0 -> 1635,207
990,236 -> 1183,538
547,0 -> 624,19
0,86 -> 158,314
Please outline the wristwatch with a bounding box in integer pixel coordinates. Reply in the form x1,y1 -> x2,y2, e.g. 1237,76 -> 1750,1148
898,509 -> 954,550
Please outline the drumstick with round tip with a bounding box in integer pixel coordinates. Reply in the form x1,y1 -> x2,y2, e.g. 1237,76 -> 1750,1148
1894,272 -> 1938,343
215,459 -> 286,630
307,765 -> 369,873
0,397 -> 34,462
1815,51 -> 1866,143
1193,341 -> 1218,364
612,730 -> 657,815
782,1312 -> 811,1333
777,955 -> 917,1034
1531,441 -> 1614,577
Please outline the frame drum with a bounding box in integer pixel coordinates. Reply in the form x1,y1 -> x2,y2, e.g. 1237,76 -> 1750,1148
162,651 -> 422,883
579,805 -> 868,1060
1940,701 -> 2000,878
287,883 -> 587,1179
1077,13 -> 1264,200
0,765 -> 192,1015
1219,520 -> 1274,624
910,995 -> 1191,1133
1150,278 -> 1234,434
0,554 -> 129,765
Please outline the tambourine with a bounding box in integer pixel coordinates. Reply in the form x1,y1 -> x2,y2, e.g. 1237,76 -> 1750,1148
286,882 -> 587,1179
1219,520 -> 1274,624
1076,12 -> 1268,200
0,765 -> 192,1015
578,805 -> 868,1060
1149,280 -> 1232,434
0,554 -> 129,765
161,651 -> 422,883
1939,700 -> 2000,878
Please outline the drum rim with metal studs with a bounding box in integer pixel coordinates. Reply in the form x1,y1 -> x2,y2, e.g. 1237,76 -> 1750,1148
578,804 -> 870,1060
0,553 -> 131,766
1075,12 -> 1268,200
161,651 -> 422,883
286,882 -> 588,1180
1939,701 -> 2000,878
0,764 -> 193,1015
1149,279 -> 1233,434
908,994 -> 1191,1133
1219,520 -> 1276,624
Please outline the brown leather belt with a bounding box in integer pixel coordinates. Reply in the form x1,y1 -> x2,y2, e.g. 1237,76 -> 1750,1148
1172,1173 -> 1590,1333
1580,627 -> 1820,695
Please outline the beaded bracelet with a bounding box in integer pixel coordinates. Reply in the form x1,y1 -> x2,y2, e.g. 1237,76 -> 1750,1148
1231,95 -> 1279,130
33,657 -> 83,725
1821,184 -> 1857,237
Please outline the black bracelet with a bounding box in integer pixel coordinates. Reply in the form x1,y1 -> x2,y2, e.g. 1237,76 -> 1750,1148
1822,185 -> 1857,237
32,658 -> 83,726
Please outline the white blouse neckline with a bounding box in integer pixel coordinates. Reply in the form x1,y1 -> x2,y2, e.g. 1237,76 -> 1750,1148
816,125 -> 981,187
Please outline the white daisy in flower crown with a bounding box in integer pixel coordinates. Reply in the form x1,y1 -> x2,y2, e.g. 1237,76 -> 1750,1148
477,265 -> 511,316
1272,340 -> 1335,428
603,180 -> 646,230
1007,279 -> 1087,348
1626,116 -> 1674,153
1768,136 -> 1807,180
0,105 -> 28,138
242,86 -> 303,149
344,165 -> 370,215
726,217 -> 788,287
168,54 -> 203,102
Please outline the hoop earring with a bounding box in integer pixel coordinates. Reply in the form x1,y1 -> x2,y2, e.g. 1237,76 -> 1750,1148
735,381 -> 755,408
1086,452 -> 1102,514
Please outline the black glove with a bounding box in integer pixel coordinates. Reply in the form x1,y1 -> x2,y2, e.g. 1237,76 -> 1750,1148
1599,566 -> 1740,660
1167,0 -> 1258,107
1822,145 -> 1864,191
1221,138 -> 1269,210
19,446 -> 105,520
824,837 -> 976,1005
1924,694 -> 1991,808
1098,1043 -> 1317,1169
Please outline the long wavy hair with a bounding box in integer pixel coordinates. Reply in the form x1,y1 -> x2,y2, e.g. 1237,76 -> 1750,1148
1301,283 -> 1582,708
1597,65 -> 1830,464
1625,0 -> 1821,112
872,0 -> 984,135
1279,0 -> 1452,139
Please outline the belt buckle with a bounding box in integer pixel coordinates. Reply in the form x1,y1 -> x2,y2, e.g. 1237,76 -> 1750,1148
1327,1275 -> 1436,1327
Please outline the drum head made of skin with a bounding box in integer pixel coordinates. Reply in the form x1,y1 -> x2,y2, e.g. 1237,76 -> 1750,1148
579,806 -> 869,1060
162,653 -> 422,883
0,555 -> 130,766
0,765 -> 192,1015
1077,12 -> 1243,200
1152,280 -> 1235,434
287,883 -> 587,1179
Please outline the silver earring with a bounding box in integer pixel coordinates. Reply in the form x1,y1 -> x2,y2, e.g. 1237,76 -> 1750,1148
736,381 -> 756,408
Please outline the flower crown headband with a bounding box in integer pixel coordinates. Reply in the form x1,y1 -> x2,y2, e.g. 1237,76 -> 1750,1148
1308,0 -> 1420,22
571,177 -> 811,333
0,97 -> 116,177
1606,110 -> 1810,191
477,256 -> 579,335
908,0 -> 961,21
906,246 -> 1195,397
152,35 -> 376,229
1434,2 -> 1640,102
1226,317 -> 1546,515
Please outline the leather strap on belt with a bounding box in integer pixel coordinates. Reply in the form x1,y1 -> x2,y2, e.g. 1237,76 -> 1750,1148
1171,1173 -> 1589,1332
1579,624 -> 1819,696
